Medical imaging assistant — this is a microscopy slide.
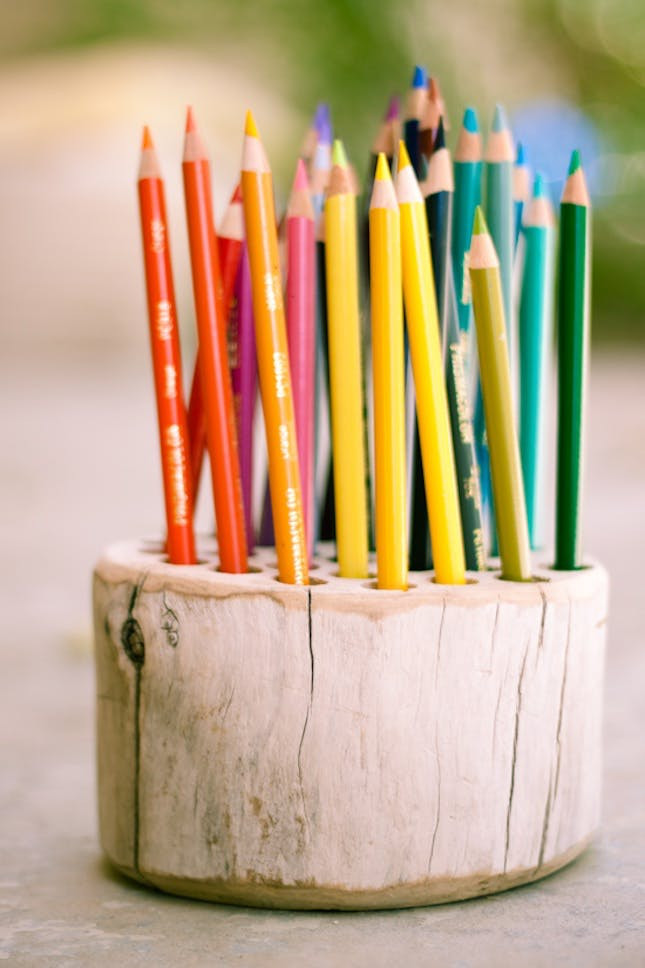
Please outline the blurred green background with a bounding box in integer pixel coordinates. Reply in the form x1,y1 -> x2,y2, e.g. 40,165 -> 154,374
1,0 -> 644,344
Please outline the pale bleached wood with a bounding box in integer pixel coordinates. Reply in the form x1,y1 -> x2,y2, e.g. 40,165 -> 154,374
93,539 -> 608,909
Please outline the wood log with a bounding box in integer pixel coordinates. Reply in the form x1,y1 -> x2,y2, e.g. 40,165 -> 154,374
93,538 -> 608,909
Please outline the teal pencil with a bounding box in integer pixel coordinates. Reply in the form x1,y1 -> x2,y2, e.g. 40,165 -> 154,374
452,107 -> 482,349
519,174 -> 555,549
484,104 -> 515,343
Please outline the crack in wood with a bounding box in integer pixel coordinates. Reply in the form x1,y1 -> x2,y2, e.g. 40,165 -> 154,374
553,606 -> 572,807
434,601 -> 446,689
536,776 -> 553,870
297,588 -> 314,836
503,636 -> 530,872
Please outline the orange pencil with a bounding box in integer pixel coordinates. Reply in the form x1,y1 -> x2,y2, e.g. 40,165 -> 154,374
137,126 -> 196,565
186,184 -> 244,502
241,111 -> 308,585
182,107 -> 247,573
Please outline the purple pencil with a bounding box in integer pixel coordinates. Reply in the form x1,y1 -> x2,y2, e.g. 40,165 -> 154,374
229,242 -> 257,551
286,159 -> 316,563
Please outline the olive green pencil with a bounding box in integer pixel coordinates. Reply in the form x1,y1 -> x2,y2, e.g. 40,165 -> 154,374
469,207 -> 531,582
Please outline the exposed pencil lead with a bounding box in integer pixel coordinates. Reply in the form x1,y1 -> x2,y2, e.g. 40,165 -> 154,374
568,149 -> 581,175
185,106 -> 196,133
245,110 -> 260,138
141,125 -> 154,150
411,65 -> 427,88
472,205 -> 488,235
491,103 -> 508,133
293,157 -> 309,191
463,107 -> 478,133
433,117 -> 446,151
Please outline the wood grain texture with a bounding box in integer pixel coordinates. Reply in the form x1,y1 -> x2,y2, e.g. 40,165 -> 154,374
93,539 -> 608,910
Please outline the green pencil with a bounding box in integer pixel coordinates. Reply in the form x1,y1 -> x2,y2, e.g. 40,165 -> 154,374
519,173 -> 555,550
555,151 -> 591,570
469,207 -> 531,582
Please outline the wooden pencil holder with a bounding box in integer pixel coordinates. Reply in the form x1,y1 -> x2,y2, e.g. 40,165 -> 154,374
93,538 -> 608,910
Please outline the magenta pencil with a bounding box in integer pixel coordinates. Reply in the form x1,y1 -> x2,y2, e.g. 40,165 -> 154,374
286,159 -> 316,562
229,242 -> 257,550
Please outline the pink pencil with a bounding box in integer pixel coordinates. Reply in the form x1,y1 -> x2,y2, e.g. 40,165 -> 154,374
229,242 -> 257,551
286,159 -> 316,562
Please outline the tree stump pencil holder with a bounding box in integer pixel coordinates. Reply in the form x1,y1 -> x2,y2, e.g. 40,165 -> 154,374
93,538 -> 608,910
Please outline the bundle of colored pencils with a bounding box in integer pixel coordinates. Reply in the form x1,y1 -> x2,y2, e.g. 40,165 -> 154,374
136,70 -> 591,588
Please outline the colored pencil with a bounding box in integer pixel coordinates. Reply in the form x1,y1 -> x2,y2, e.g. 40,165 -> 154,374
186,184 -> 244,503
241,111 -> 308,585
452,107 -> 482,346
423,119 -> 451,325
555,151 -> 591,570
513,142 -> 531,250
519,173 -> 555,550
137,127 -> 196,565
370,95 -> 400,178
422,121 -> 485,572
229,242 -> 257,551
301,102 -> 327,171
397,141 -> 465,584
469,207 -> 531,581
286,159 -> 316,564
182,109 -> 247,573
325,140 -> 369,577
479,104 -> 515,554
419,83 -> 440,162
370,154 -> 407,589
404,65 -> 427,179
484,104 -> 515,342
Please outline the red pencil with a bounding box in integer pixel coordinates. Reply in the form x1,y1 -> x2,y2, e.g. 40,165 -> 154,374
137,126 -> 196,565
186,184 -> 244,502
182,107 -> 247,573
286,159 -> 316,563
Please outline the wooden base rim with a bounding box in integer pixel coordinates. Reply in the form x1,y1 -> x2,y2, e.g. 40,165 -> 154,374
106,835 -> 593,911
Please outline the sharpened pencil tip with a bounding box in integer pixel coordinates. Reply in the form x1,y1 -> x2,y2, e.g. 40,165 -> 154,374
374,152 -> 391,182
141,125 -> 154,150
245,110 -> 260,138
231,183 -> 242,203
533,172 -> 546,198
568,149 -> 581,175
397,140 -> 412,170
491,103 -> 508,133
385,95 -> 400,121
412,65 -> 427,88
472,205 -> 488,235
463,107 -> 478,133
293,157 -> 309,191
516,141 -> 526,165
185,106 -> 196,133
434,117 -> 446,151
332,139 -> 348,168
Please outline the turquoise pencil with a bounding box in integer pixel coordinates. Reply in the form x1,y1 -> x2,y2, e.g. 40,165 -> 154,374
452,107 -> 482,347
519,174 -> 555,549
484,104 -> 514,343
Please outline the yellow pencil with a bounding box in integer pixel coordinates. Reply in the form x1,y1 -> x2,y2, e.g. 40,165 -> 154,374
241,111 -> 308,585
324,140 -> 369,577
396,141 -> 466,584
369,153 -> 407,590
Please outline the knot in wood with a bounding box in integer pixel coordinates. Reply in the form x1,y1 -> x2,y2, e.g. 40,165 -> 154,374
121,616 -> 145,666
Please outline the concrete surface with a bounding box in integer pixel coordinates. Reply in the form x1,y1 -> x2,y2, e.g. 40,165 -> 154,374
1,349 -> 644,966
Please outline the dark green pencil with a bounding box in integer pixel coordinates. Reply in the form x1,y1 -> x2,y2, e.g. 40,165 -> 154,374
555,150 -> 591,569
